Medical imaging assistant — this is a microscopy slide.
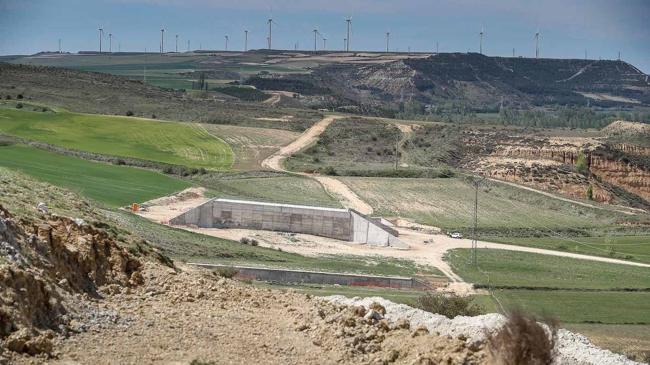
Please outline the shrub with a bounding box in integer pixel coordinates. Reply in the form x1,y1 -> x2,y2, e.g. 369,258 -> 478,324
126,110 -> 134,116
16,94 -> 23,99
250,239 -> 259,246
15,103 -> 23,109
414,293 -> 484,318
5,95 -> 11,100
215,267 -> 238,279
487,310 -> 557,365
151,114 -> 157,119
320,166 -> 337,176
240,237 -> 251,245
586,185 -> 593,200
575,152 -> 589,175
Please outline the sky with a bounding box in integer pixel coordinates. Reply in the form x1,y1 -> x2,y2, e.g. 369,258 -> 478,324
1,0 -> 649,73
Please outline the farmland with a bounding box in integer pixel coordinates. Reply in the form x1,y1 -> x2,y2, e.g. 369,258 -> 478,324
0,145 -> 190,206
340,176 -> 623,232
0,107 -> 233,169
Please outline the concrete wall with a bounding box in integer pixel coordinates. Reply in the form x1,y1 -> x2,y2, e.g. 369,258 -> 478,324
191,263 -> 435,289
170,198 -> 404,247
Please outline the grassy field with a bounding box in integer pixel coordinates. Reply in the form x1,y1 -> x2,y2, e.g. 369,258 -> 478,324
488,235 -> 650,264
341,176 -> 622,231
0,107 -> 233,169
446,249 -> 650,289
201,124 -> 299,170
194,174 -> 341,208
0,145 -> 190,206
564,323 -> 650,361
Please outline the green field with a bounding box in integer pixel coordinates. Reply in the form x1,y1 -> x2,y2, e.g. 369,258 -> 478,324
194,174 -> 341,208
0,145 -> 190,206
341,176 -> 623,231
0,107 -> 233,169
489,235 -> 650,264
446,249 -> 650,289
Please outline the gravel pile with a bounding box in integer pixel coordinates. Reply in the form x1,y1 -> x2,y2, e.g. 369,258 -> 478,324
323,295 -> 641,365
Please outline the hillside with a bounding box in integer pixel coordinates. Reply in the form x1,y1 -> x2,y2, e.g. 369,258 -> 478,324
249,53 -> 650,111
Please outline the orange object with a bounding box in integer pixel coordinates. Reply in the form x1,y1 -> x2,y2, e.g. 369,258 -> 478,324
131,203 -> 140,212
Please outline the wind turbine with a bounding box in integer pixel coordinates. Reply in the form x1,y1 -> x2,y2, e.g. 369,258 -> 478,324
534,29 -> 540,58
98,28 -> 103,53
322,36 -> 327,50
160,28 -> 165,54
187,39 -> 190,52
386,31 -> 390,52
244,30 -> 248,51
345,17 -> 352,51
225,35 -> 229,51
109,33 -> 113,53
313,28 -> 319,51
175,34 -> 179,52
479,26 -> 484,54
267,17 -> 278,49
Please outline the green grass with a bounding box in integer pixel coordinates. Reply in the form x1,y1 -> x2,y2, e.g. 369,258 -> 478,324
341,176 -> 623,231
488,290 -> 650,324
0,145 -> 190,206
446,249 -> 650,289
488,235 -> 650,264
194,174 -> 342,208
0,107 -> 233,169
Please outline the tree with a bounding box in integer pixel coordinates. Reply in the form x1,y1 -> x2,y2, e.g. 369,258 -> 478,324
575,152 -> 589,175
586,185 -> 594,200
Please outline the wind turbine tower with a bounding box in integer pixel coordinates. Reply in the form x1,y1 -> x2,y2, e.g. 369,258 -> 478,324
160,28 -> 165,54
175,34 -> 179,52
479,26 -> 484,54
225,35 -> 229,51
535,30 -> 540,58
386,32 -> 390,52
345,17 -> 352,51
244,30 -> 248,51
313,29 -> 318,51
268,18 -> 273,49
109,33 -> 113,53
58,38 -> 61,53
323,37 -> 327,50
98,28 -> 103,53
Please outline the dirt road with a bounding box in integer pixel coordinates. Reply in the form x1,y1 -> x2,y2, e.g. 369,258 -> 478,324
262,115 -> 374,215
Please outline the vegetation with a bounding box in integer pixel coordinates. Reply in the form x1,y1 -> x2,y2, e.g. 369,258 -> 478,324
215,86 -> 269,102
0,108 -> 233,169
0,145 -> 190,207
414,293 -> 484,318
487,310 -> 557,365
214,267 -> 239,279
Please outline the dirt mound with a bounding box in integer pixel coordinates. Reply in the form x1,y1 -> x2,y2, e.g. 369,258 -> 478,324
0,204 -> 143,359
602,120 -> 650,136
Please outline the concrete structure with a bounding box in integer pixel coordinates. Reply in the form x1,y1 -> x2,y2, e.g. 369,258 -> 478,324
190,263 -> 440,289
170,198 -> 404,247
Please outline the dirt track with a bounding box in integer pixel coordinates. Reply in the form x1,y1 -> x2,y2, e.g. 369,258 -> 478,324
262,115 -> 374,214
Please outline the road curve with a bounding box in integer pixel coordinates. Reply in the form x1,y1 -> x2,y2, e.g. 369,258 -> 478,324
262,115 -> 373,215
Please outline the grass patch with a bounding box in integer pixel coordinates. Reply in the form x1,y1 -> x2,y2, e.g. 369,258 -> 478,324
563,323 -> 650,361
194,174 -> 341,208
488,235 -> 650,264
341,177 -> 624,231
0,108 -> 233,169
0,145 -> 189,206
446,249 -> 650,289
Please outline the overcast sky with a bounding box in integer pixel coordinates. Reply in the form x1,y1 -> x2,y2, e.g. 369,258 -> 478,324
1,0 -> 649,72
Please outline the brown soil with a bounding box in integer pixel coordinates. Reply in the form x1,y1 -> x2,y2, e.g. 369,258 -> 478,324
1,205 -> 487,365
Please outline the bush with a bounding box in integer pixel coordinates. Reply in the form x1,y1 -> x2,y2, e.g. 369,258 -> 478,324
5,95 -> 11,100
16,94 -> 23,99
586,185 -> 593,200
126,110 -> 134,116
319,166 -> 337,176
15,103 -> 23,109
240,237 -> 251,245
414,293 -> 484,318
215,267 -> 239,279
575,152 -> 589,175
487,310 -> 557,365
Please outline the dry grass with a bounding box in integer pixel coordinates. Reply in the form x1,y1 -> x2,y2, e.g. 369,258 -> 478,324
413,293 -> 484,319
487,310 -> 558,365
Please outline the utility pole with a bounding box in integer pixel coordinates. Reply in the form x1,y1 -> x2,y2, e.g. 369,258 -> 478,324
244,30 -> 248,51
466,176 -> 487,266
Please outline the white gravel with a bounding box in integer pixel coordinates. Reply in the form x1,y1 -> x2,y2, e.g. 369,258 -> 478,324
323,295 -> 641,365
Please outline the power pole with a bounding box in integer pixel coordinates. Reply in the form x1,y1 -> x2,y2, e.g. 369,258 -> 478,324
466,176 -> 487,266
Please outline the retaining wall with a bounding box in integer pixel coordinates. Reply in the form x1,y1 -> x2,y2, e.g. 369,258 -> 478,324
170,198 -> 404,247
191,263 -> 437,289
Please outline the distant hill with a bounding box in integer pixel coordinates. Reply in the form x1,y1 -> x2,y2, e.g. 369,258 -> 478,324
249,53 -> 650,111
